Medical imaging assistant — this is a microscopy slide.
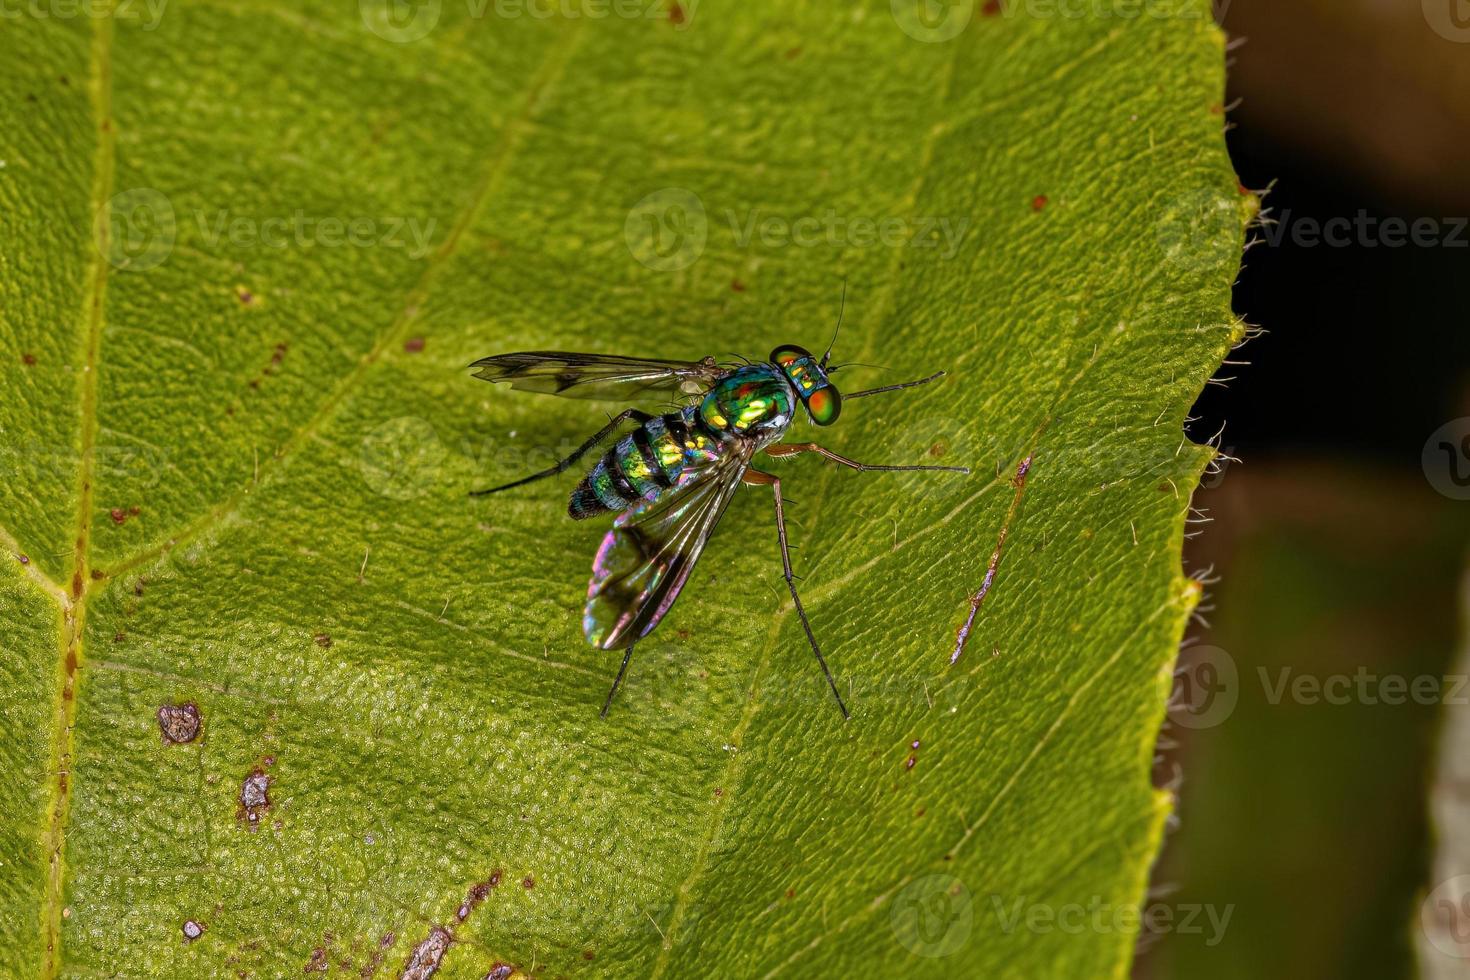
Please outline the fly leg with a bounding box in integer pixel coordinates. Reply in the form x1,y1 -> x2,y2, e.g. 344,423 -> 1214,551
764,442 -> 969,475
743,468 -> 850,720
600,643 -> 636,719
471,409 -> 653,496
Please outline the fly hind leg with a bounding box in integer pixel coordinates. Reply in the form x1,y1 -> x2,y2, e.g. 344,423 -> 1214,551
471,409 -> 653,497
764,442 -> 969,475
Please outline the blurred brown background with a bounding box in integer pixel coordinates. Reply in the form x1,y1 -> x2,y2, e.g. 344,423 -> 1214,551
1139,1 -> 1470,977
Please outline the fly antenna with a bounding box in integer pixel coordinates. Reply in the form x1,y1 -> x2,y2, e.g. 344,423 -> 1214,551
820,278 -> 847,369
844,371 -> 947,399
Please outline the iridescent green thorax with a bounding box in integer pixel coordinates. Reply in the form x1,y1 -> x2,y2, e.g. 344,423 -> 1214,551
770,344 -> 841,425
698,365 -> 795,441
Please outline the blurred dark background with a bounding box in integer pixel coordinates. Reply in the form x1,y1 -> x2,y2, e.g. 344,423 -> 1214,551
1141,1 -> 1470,978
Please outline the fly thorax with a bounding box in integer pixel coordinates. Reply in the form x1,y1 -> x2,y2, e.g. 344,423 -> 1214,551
699,367 -> 795,442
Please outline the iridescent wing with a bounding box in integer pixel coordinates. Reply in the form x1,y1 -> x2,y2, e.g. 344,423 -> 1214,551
583,443 -> 754,650
469,351 -> 725,402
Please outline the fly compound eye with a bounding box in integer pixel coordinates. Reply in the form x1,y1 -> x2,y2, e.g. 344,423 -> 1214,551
770,345 -> 809,367
806,386 -> 841,425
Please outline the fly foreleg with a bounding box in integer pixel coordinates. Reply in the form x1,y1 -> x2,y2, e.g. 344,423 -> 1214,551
743,468 -> 850,720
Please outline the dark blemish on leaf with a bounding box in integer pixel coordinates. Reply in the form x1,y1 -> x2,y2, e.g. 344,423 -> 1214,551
905,755 -> 917,770
133,577 -> 146,596
1031,195 -> 1048,212
306,947 -> 329,972
90,569 -> 104,580
59,75 -> 69,85
583,950 -> 595,960
983,0 -> 1002,15
928,441 -> 947,458
239,769 -> 271,829
112,631 -> 125,643
784,888 -> 795,899
785,47 -> 801,59
489,869 -> 502,887
729,279 -> 745,293
916,806 -> 926,817
522,876 -> 534,890
17,554 -> 29,565
668,1 -> 685,24
314,633 -> 333,648
182,920 -> 205,942
713,787 -> 724,798
398,926 -> 452,980
235,285 -> 256,305
21,352 -> 36,365
269,341 -> 288,369
404,337 -> 426,353
26,93 -> 36,102
486,965 -> 513,980
71,571 -> 83,597
158,703 -> 201,744
456,878 -> 496,921
1209,103 -> 1224,116
910,739 -> 920,751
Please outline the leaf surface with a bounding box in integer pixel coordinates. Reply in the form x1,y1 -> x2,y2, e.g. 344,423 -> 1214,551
0,2 -> 1245,976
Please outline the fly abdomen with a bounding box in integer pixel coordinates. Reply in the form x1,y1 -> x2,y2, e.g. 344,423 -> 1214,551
568,412 -> 720,520
568,426 -> 674,520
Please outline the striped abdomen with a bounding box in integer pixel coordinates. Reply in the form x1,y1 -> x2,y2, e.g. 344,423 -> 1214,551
569,410 -> 725,519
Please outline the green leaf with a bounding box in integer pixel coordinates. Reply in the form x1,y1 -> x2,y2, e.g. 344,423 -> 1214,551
0,2 -> 1245,976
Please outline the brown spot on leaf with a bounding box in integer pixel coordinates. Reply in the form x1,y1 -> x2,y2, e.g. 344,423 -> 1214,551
1031,194 -> 1048,212
306,947 -> 329,972
21,352 -> 36,365
488,869 -> 502,887
182,920 -> 205,942
668,1 -> 685,24
522,875 -> 534,890
583,949 -> 595,960
404,337 -> 426,353
398,926 -> 451,980
17,554 -> 29,565
158,703 -> 202,744
905,755 -> 917,770
314,633 -> 333,648
784,888 -> 795,899
235,285 -> 256,305
729,279 -> 745,293
239,769 -> 271,829
456,878 -> 496,922
486,965 -> 513,980
982,0 -> 1002,14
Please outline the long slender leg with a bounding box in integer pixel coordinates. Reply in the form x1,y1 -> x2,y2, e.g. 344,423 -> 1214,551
471,409 -> 652,496
600,643 -> 636,718
765,441 -> 969,474
743,468 -> 850,720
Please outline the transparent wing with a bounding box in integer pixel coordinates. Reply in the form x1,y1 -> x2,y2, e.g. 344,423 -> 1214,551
583,444 -> 753,650
469,351 -> 724,402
